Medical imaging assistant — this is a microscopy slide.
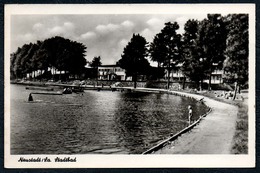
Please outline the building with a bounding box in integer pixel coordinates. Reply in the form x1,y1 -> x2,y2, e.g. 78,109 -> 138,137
98,64 -> 224,83
98,65 -> 126,81
208,69 -> 224,84
165,66 -> 223,84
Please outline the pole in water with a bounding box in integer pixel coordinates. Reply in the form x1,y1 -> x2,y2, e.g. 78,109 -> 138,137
28,93 -> 33,101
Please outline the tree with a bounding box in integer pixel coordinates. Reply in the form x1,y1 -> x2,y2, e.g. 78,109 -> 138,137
117,33 -> 149,88
150,22 -> 182,89
90,56 -> 102,69
11,36 -> 87,80
198,14 -> 227,90
90,56 -> 102,78
66,41 -> 87,76
181,19 -> 206,90
31,41 -> 49,77
12,44 -> 33,78
223,14 -> 248,100
42,36 -> 87,77
149,32 -> 167,67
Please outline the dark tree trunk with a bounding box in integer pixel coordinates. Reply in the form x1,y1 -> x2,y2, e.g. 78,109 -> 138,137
200,79 -> 203,91
232,82 -> 238,100
182,77 -> 186,90
133,74 -> 137,89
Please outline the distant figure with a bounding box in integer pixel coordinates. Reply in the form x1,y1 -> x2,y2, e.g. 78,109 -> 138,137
28,93 -> 33,102
199,97 -> 204,103
188,105 -> 193,125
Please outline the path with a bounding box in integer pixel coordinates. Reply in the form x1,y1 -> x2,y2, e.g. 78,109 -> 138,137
152,92 -> 238,154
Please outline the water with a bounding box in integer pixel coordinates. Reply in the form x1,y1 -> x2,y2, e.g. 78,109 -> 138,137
10,84 -> 209,154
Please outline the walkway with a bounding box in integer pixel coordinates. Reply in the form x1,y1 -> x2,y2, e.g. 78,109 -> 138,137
153,94 -> 238,154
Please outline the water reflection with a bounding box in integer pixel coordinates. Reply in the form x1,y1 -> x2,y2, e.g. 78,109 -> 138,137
11,84 -> 208,154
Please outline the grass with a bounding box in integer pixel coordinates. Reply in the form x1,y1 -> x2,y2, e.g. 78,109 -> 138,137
231,102 -> 248,154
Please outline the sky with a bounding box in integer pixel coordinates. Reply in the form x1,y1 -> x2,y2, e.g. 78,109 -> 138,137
11,14 -> 207,65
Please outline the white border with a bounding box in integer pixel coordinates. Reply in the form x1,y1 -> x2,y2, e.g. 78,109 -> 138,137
4,4 -> 255,168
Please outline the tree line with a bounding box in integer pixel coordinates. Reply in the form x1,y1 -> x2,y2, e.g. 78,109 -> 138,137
11,36 -> 87,79
11,14 -> 248,94
117,14 -> 248,92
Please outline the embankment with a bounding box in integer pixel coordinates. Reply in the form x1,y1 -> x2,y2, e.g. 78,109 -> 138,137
147,90 -> 238,154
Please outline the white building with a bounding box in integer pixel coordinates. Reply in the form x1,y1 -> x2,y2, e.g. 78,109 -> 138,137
98,65 -> 126,80
205,69 -> 223,84
165,67 -> 223,84
98,64 -> 223,83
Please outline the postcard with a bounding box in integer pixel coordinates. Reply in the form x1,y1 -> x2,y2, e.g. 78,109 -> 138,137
4,4 -> 255,168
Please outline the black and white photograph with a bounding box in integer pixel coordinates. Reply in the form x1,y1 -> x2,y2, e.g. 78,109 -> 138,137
4,4 -> 255,168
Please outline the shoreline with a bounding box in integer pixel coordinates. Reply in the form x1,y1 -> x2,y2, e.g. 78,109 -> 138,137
151,92 -> 239,154
11,81 -> 239,154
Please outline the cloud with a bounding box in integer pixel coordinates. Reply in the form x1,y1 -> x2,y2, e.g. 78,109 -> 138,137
64,22 -> 75,30
48,26 -> 64,35
141,18 -> 166,42
15,33 -> 36,46
80,31 -> 96,40
11,14 -> 208,64
121,20 -> 134,28
32,23 -> 44,31
96,23 -> 120,34
147,18 -> 161,26
145,18 -> 165,38
47,22 -> 76,37
140,28 -> 154,42
118,39 -> 128,47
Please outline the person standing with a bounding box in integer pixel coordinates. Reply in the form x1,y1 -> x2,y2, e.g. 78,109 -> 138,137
188,105 -> 193,125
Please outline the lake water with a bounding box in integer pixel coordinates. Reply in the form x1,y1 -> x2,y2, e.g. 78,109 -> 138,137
10,84 -> 208,154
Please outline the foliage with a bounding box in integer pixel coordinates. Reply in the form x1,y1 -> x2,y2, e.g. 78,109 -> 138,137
10,36 -> 87,79
223,14 -> 249,85
149,32 -> 167,67
223,14 -> 248,99
117,34 -> 149,88
197,14 -> 227,89
150,22 -> 182,89
181,19 -> 206,89
90,56 -> 102,69
90,56 -> 102,78
146,66 -> 165,80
